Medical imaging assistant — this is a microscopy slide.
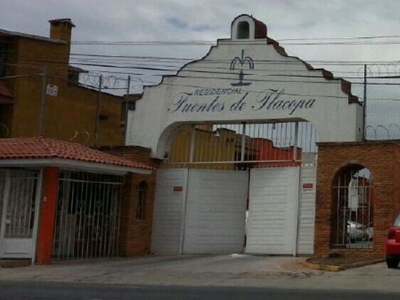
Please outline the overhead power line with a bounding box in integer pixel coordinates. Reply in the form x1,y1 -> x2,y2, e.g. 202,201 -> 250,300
69,40 -> 400,47
69,33 -> 400,46
8,59 -> 400,83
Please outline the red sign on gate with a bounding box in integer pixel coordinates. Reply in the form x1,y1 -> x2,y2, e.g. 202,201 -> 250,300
302,183 -> 313,190
173,186 -> 183,192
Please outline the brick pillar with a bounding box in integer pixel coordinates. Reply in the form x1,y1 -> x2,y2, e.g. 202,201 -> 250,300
36,167 -> 59,265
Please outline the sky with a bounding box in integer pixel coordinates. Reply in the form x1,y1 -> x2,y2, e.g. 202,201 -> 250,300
2,0 -> 400,137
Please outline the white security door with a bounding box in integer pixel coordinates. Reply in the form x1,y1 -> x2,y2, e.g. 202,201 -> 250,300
246,167 -> 299,255
151,169 -> 187,254
0,170 -> 41,259
183,169 -> 248,254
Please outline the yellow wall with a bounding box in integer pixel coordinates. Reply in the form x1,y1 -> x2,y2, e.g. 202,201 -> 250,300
1,35 -> 123,146
167,125 -> 237,170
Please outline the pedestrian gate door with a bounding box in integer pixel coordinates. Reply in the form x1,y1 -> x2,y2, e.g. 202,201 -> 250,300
246,167 -> 300,255
0,169 -> 41,259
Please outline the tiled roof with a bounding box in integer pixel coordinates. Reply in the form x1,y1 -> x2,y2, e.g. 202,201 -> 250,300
0,137 -> 153,171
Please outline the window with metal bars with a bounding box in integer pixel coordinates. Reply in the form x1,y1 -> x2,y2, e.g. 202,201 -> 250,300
136,181 -> 147,220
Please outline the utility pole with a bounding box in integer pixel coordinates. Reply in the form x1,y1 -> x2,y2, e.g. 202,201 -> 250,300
94,75 -> 102,147
38,62 -> 47,136
123,75 -> 131,144
363,64 -> 367,140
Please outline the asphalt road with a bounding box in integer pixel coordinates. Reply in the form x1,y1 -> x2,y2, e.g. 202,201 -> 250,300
0,281 -> 399,300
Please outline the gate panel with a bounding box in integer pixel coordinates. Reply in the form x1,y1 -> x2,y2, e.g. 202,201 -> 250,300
151,169 -> 187,254
183,169 -> 248,254
297,163 -> 317,255
52,171 -> 123,260
247,167 -> 299,255
0,170 -> 41,259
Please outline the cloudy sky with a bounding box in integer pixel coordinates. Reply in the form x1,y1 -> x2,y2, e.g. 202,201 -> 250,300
2,1 -> 400,71
3,0 -> 400,72
2,0 -> 400,136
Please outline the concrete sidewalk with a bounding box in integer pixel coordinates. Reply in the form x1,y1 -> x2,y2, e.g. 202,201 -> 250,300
0,255 -> 321,286
3,255 -> 400,292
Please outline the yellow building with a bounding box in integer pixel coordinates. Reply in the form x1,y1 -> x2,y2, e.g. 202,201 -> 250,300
0,19 -> 123,147
167,124 -> 237,170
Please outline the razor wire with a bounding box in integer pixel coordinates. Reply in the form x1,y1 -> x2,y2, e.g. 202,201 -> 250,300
78,71 -> 144,94
363,63 -> 400,141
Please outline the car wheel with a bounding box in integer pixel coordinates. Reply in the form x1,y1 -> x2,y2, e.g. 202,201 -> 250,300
386,257 -> 399,269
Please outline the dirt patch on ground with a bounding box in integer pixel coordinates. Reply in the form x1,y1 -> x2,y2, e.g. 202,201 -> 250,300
307,256 -> 383,267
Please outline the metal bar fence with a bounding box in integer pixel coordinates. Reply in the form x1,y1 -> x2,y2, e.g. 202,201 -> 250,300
164,121 -> 318,169
52,170 -> 123,261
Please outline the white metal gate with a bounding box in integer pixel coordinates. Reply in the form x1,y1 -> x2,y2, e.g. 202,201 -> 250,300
246,167 -> 300,255
183,169 -> 248,254
151,169 -> 248,254
151,169 -> 187,254
0,169 -> 41,260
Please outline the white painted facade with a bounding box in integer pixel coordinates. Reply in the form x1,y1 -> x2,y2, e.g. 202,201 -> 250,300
126,15 -> 363,158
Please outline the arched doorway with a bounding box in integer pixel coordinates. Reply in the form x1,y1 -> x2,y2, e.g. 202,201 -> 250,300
331,164 -> 374,249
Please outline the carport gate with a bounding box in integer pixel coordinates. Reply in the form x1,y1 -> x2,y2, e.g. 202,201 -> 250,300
52,170 -> 123,260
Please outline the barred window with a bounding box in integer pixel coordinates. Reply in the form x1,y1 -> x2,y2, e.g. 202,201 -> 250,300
136,181 -> 148,220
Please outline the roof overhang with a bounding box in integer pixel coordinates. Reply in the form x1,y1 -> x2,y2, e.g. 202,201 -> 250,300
0,29 -> 66,44
0,158 -> 152,175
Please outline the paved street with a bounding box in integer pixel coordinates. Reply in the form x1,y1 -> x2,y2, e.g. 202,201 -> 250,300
1,282 -> 400,300
0,255 -> 400,297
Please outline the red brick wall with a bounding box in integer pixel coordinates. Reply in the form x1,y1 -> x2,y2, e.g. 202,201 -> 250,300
101,146 -> 161,256
315,141 -> 400,259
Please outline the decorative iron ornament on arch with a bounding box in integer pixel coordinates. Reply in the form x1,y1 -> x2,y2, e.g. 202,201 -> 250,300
230,49 -> 254,87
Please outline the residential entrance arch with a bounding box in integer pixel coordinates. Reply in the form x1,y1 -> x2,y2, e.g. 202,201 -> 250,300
126,15 -> 363,158
125,15 -> 363,256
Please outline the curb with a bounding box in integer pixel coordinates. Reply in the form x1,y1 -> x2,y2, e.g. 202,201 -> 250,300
302,258 -> 384,272
0,259 -> 31,268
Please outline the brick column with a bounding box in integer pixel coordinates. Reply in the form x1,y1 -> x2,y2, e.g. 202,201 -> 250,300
36,167 -> 59,265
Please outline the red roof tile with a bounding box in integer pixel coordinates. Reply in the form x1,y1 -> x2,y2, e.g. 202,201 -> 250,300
0,137 -> 153,171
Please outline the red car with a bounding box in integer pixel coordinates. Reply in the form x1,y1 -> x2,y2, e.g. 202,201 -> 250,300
386,214 -> 400,268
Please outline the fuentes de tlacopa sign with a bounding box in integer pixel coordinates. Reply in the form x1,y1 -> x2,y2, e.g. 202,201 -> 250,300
168,88 -> 316,116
